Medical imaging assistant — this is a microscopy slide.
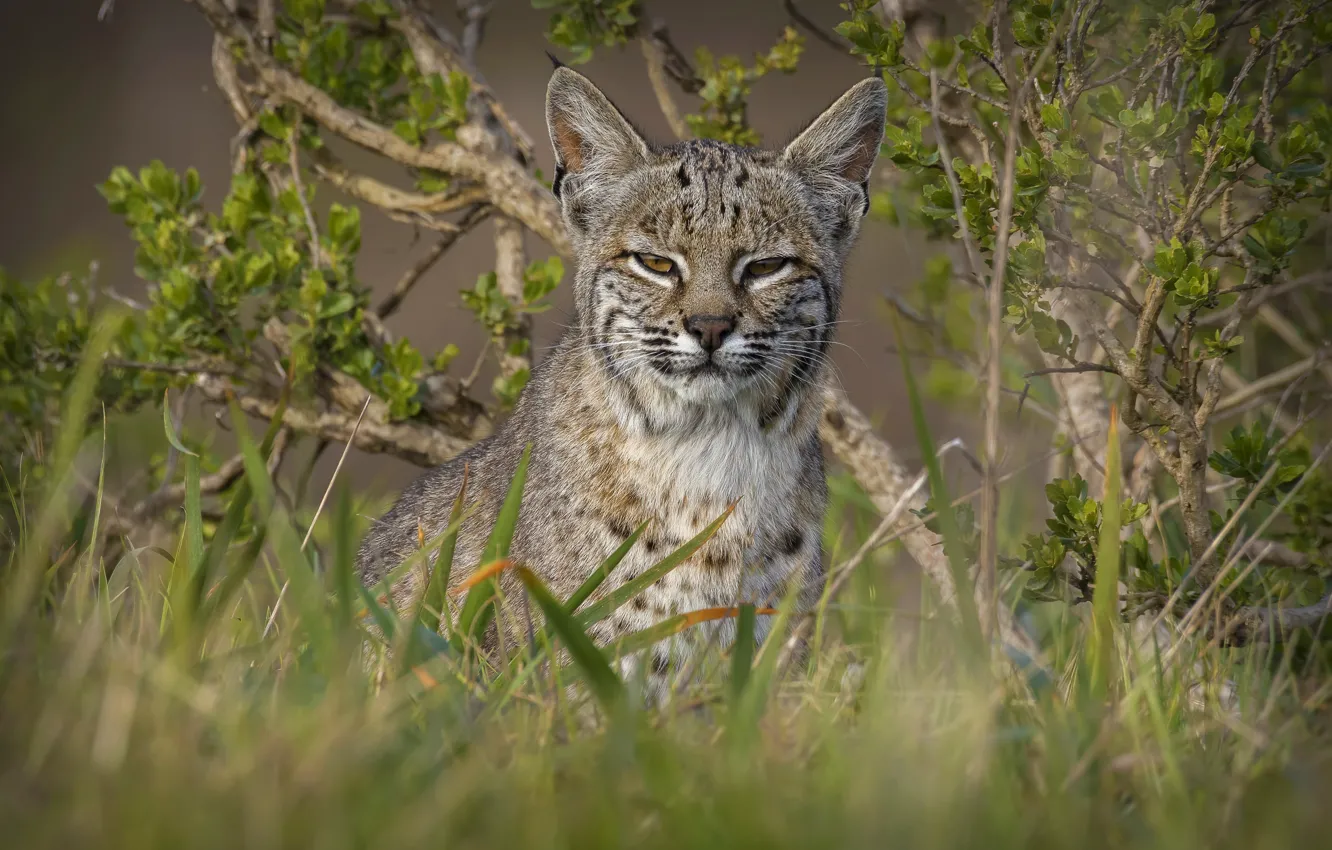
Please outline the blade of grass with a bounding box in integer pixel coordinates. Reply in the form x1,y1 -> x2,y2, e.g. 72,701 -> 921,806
889,309 -> 984,657
229,399 -> 334,667
576,504 -> 735,628
6,312 -> 122,636
516,566 -> 624,711
70,408 -> 109,622
356,583 -> 401,646
418,464 -> 470,637
1090,405 -> 1124,701
729,581 -> 802,750
485,521 -> 653,691
357,514 -> 474,620
730,603 -> 756,702
452,559 -> 514,596
331,485 -> 357,639
604,606 -> 776,661
167,452 -> 205,644
566,520 -> 648,614
458,443 -> 532,643
193,383 -> 290,622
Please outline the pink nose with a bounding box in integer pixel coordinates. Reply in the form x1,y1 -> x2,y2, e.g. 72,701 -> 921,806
684,314 -> 736,354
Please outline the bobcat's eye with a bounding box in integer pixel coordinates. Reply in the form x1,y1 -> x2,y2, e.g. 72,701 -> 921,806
635,253 -> 676,275
745,258 -> 787,278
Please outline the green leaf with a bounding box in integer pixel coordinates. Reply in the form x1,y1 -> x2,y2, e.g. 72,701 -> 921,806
162,390 -> 198,458
1251,139 -> 1278,171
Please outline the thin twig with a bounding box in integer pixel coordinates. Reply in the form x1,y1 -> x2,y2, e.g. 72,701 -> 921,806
1215,353 -> 1326,416
1024,363 -> 1118,378
782,0 -> 850,52
288,130 -> 322,270
375,205 -> 490,319
928,70 -> 985,286
979,58 -> 1024,642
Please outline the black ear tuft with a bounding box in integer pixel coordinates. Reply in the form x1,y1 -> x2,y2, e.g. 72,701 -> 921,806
546,51 -> 566,70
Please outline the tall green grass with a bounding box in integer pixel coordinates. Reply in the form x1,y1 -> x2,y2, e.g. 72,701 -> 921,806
1,337 -> 1330,849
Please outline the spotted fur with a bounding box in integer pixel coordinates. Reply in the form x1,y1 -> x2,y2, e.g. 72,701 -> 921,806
357,67 -> 886,700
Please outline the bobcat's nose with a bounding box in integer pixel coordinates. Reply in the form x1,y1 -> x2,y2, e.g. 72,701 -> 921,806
684,314 -> 736,355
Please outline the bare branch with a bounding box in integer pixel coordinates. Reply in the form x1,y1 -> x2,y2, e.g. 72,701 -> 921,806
928,70 -> 986,287
288,132 -> 323,270
195,374 -> 470,467
189,0 -> 568,254
1214,353 -> 1328,417
782,0 -> 851,52
1024,363 -> 1118,378
979,57 -> 1027,641
642,29 -> 691,140
1234,594 -> 1332,644
104,429 -> 292,538
493,216 -> 532,381
309,146 -> 488,219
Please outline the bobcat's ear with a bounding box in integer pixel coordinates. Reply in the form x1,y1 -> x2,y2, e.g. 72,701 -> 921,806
781,77 -> 887,185
546,66 -> 650,195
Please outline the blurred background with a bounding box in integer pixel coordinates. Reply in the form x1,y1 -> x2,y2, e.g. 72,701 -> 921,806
0,0 -> 962,500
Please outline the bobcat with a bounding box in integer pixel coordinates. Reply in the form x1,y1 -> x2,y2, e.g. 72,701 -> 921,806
357,65 -> 886,697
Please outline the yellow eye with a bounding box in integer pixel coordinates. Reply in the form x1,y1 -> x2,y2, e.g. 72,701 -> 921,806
745,258 -> 786,277
635,253 -> 676,275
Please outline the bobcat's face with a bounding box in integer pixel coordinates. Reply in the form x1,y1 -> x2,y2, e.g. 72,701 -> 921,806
546,67 -> 886,414
577,143 -> 840,406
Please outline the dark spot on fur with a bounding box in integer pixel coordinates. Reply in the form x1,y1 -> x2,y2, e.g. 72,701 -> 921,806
676,163 -> 691,187
630,596 -> 647,612
702,550 -> 729,571
651,651 -> 672,675
607,517 -> 633,539
779,529 -> 804,557
734,165 -> 749,188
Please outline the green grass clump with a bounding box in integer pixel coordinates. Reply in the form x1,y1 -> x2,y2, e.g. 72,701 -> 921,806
2,334 -> 1330,850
